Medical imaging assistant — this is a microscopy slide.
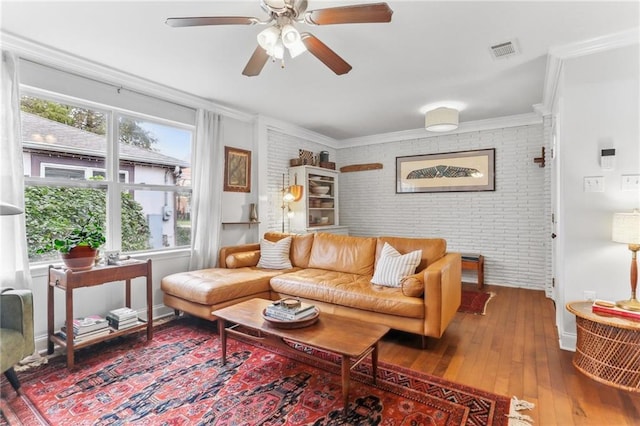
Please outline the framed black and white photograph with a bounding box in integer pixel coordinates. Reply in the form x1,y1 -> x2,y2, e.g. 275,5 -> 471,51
396,148 -> 495,193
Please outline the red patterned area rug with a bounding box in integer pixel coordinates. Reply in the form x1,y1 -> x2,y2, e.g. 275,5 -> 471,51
459,288 -> 496,315
1,318 -> 514,425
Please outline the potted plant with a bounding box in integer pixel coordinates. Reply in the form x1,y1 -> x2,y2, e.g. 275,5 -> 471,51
42,212 -> 106,271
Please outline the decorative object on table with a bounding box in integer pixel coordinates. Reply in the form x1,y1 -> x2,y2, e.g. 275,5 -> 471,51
249,203 -> 258,222
223,146 -> 251,193
107,307 -> 139,330
592,299 -> 640,320
262,307 -> 320,328
424,107 -> 459,132
612,209 -> 640,311
4,318 -> 530,425
38,212 -> 106,271
396,148 -> 495,193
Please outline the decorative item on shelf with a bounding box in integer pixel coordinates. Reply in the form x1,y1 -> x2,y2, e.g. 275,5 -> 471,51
290,158 -> 303,167
298,149 -> 313,165
319,151 -> 330,163
310,186 -> 330,195
612,209 -> 640,311
425,107 -> 459,132
319,161 -> 336,170
249,203 -> 258,222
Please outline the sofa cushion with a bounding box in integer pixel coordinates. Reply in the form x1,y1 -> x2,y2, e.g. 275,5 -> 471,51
225,250 -> 261,268
264,232 -> 314,268
257,237 -> 293,269
376,237 -> 446,272
161,268 -> 284,305
308,233 -> 377,276
270,268 -> 424,319
371,242 -> 422,287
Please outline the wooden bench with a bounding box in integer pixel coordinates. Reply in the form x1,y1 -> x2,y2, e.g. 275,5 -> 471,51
461,254 -> 484,290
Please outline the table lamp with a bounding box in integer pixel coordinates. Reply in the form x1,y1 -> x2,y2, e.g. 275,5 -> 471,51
612,209 -> 640,311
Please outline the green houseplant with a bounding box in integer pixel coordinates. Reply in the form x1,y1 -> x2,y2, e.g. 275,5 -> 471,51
43,212 -> 106,271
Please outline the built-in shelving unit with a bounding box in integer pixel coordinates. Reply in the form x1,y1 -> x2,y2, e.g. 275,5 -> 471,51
288,165 -> 348,235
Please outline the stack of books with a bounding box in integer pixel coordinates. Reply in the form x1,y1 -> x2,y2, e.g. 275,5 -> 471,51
107,307 -> 140,330
58,315 -> 110,342
592,300 -> 640,321
265,300 -> 317,321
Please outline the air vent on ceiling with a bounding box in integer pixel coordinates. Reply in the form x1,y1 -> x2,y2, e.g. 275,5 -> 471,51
489,39 -> 519,59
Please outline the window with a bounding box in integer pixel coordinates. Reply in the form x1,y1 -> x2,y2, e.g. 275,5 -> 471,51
22,93 -> 193,262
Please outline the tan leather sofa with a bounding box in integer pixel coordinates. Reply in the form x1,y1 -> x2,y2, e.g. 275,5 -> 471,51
161,232 -> 461,344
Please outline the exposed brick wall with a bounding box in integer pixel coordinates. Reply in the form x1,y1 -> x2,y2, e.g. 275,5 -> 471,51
336,124 -> 550,289
266,129 -> 336,232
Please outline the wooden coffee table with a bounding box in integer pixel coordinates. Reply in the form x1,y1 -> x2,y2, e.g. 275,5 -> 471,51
212,298 -> 390,415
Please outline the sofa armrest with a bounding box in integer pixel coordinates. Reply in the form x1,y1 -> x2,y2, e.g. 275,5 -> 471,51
218,243 -> 260,268
0,288 -> 35,355
422,252 -> 461,338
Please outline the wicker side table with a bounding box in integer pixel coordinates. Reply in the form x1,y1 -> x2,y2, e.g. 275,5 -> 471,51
566,301 -> 640,392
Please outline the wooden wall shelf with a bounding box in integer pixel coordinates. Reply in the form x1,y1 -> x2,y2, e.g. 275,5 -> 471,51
222,221 -> 260,229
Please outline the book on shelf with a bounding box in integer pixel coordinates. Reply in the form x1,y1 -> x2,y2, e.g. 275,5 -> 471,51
108,307 -> 137,321
592,300 -> 640,321
265,301 -> 317,321
69,315 -> 109,334
107,316 -> 140,330
57,327 -> 111,343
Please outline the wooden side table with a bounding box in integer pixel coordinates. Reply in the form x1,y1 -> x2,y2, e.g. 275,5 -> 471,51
47,259 -> 153,368
461,254 -> 484,289
566,301 -> 640,392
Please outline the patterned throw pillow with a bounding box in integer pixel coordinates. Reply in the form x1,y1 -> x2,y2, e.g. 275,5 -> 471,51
257,236 -> 293,269
371,242 -> 422,287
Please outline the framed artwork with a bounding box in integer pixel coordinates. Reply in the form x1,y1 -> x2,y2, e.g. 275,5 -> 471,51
223,146 -> 251,192
396,148 -> 495,193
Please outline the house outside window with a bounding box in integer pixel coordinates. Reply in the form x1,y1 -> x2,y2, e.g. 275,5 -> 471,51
21,93 -> 193,262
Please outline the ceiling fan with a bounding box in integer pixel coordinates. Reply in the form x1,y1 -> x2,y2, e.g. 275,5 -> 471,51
165,0 -> 393,77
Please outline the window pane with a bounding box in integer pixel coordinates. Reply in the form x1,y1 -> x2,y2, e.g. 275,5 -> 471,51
21,96 -> 107,180
122,189 -> 191,252
118,116 -> 191,186
25,185 -> 107,262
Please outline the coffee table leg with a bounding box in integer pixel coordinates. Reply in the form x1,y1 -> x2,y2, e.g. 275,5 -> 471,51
218,319 -> 227,366
372,342 -> 379,385
341,354 -> 350,415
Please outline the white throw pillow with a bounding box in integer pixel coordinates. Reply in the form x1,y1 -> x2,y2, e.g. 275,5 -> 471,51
371,242 -> 422,287
257,237 -> 293,269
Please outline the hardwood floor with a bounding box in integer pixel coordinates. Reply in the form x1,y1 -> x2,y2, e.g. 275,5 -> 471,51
377,285 -> 640,425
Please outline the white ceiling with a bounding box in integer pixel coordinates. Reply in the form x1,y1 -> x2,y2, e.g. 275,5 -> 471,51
1,1 -> 638,140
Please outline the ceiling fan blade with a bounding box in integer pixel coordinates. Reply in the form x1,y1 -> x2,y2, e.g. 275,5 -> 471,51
242,46 -> 270,77
301,33 -> 352,75
303,3 -> 392,25
165,16 -> 260,27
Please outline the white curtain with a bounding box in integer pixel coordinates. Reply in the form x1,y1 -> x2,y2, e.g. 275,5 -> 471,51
189,109 -> 224,270
0,51 -> 31,289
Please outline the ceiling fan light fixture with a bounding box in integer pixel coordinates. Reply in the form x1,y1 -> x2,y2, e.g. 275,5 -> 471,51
425,107 -> 459,132
281,24 -> 301,46
257,26 -> 281,50
287,39 -> 307,57
272,38 -> 285,59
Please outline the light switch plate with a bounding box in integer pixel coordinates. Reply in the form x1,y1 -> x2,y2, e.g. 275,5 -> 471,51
621,174 -> 640,191
584,176 -> 604,192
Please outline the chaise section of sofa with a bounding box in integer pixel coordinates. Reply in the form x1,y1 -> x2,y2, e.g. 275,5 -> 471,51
161,231 -> 461,344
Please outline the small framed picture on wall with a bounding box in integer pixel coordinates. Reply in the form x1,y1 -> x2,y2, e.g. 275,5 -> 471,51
223,146 -> 251,192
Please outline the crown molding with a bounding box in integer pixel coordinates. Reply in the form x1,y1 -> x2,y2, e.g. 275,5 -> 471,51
540,27 -> 640,116
338,112 -> 542,148
0,31 -> 254,122
258,115 -> 338,148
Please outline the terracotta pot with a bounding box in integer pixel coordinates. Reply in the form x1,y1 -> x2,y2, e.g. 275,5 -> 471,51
61,246 -> 98,271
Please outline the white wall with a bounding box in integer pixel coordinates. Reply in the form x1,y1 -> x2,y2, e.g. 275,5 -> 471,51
218,115 -> 259,248
555,44 -> 640,349
336,123 -> 551,289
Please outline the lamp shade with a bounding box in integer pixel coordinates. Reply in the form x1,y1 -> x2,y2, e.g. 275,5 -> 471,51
612,210 -> 640,244
425,107 -> 458,132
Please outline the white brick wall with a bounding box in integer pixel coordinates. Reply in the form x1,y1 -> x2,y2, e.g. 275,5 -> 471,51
336,124 -> 550,289
266,129 -> 337,232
